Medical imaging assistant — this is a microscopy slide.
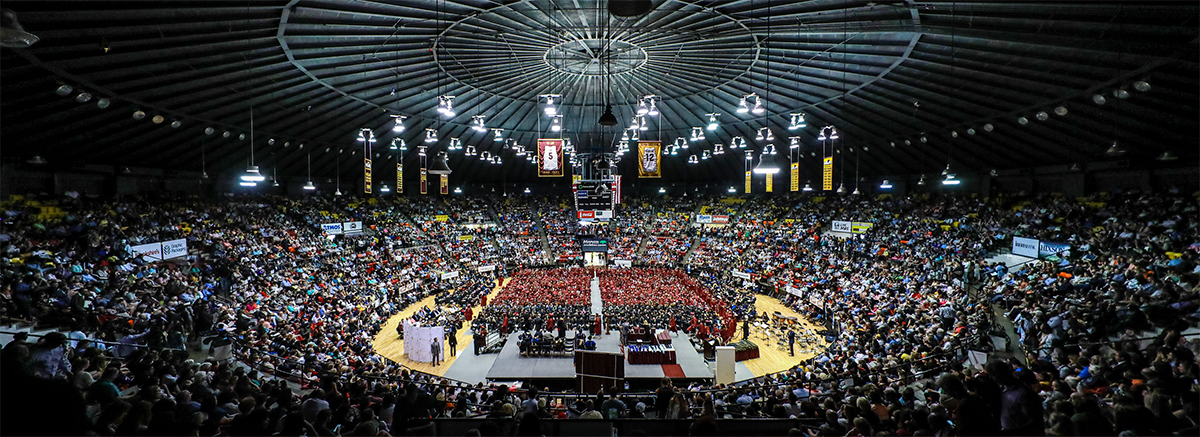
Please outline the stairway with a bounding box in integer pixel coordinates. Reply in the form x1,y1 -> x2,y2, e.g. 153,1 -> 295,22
680,234 -> 702,264
535,211 -> 553,264
633,235 -> 652,260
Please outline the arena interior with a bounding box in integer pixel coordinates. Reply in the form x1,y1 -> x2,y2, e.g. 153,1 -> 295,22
1,1 -> 1199,436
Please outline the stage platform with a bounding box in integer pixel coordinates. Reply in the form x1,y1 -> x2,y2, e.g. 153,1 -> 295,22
485,331 -> 712,384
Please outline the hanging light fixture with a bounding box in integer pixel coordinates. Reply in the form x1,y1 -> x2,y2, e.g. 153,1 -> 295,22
879,180 -> 892,189
942,174 -> 961,185
598,106 -> 618,126
550,115 -> 563,132
541,94 -> 560,116
705,113 -> 720,131
751,96 -> 765,115
788,113 -> 807,130
391,115 -> 406,132
917,175 -> 927,186
1156,151 -> 1178,161
647,99 -> 659,116
465,145 -> 476,156
636,99 -> 649,116
701,150 -> 711,160
752,154 -> 780,174
713,144 -> 724,155
836,183 -> 847,194
638,116 -> 648,131
448,138 -> 462,151
690,127 -> 705,141
380,184 -> 390,192
688,154 -> 698,164
425,128 -> 437,143
802,182 -> 813,192
437,95 -> 456,117
745,150 -> 753,161
492,128 -> 504,141
1105,141 -> 1126,157
1133,80 -> 1151,92
789,137 -> 801,149
239,108 -> 265,184
756,128 -> 767,141
428,151 -> 452,174
736,96 -> 750,114
728,186 -> 737,193
471,115 -> 487,132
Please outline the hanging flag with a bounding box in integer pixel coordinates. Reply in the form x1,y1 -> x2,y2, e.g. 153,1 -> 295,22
637,141 -> 661,178
439,174 -> 449,195
397,162 -> 403,194
537,139 -> 564,177
420,168 -> 428,194
791,162 -> 800,192
766,173 -> 773,192
823,156 -> 833,191
613,175 -> 622,204
364,158 -> 372,194
745,170 -> 751,193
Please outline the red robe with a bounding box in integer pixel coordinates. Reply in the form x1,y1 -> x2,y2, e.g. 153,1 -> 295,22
480,294 -> 488,307
464,307 -> 473,321
593,315 -> 602,335
669,316 -> 677,332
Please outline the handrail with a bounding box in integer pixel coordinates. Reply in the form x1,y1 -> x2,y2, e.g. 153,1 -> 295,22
0,329 -> 188,352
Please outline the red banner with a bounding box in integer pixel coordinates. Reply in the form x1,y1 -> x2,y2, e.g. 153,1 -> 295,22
537,139 -> 564,177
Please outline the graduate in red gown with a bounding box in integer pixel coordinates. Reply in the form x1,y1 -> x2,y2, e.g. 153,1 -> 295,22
593,314 -> 602,335
669,316 -> 677,333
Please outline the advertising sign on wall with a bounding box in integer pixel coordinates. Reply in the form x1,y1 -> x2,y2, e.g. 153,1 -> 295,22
1012,237 -> 1039,258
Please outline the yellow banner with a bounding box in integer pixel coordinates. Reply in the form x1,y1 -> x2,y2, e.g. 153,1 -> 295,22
637,141 -> 662,178
822,156 -> 833,191
396,162 -> 403,194
790,162 -> 799,191
572,174 -> 582,184
458,235 -> 474,242
766,173 -> 773,192
420,168 -> 427,194
440,174 -> 449,195
435,215 -> 449,222
745,171 -> 751,193
364,158 -> 373,194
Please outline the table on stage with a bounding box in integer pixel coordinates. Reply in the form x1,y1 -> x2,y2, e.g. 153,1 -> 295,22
626,344 -> 676,364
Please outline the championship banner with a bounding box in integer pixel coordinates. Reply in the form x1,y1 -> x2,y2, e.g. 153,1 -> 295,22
744,171 -> 751,193
637,141 -> 661,178
439,174 -> 449,195
537,139 -> 564,177
572,174 -> 582,184
766,173 -> 773,192
420,168 -> 428,194
364,158 -> 373,194
397,162 -> 403,194
822,156 -> 833,191
790,163 -> 799,192
613,175 -> 622,204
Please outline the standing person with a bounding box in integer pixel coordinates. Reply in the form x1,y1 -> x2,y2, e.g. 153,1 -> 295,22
787,330 -> 796,356
654,377 -> 674,418
431,337 -> 442,366
473,331 -> 483,355
742,318 -> 750,340
447,332 -> 457,357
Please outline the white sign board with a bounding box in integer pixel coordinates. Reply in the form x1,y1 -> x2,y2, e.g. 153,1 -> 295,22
161,239 -> 188,259
732,270 -> 751,280
831,221 -> 853,233
343,221 -> 364,233
613,259 -> 633,267
321,223 -> 343,234
440,271 -> 460,280
785,286 -> 803,297
477,265 -> 496,273
1012,236 -> 1039,258
131,242 -> 164,261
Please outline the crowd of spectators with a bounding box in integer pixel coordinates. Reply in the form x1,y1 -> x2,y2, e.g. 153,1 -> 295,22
1,190 -> 1198,437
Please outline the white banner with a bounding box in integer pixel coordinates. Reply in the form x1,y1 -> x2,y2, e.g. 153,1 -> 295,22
440,271 -> 460,280
161,239 -> 188,259
785,285 -> 802,297
1012,236 -> 1039,258
831,221 -> 853,233
321,223 -> 343,234
477,265 -> 496,273
131,242 -> 164,261
343,221 -> 363,233
696,214 -> 713,224
732,270 -> 751,280
614,259 -> 633,267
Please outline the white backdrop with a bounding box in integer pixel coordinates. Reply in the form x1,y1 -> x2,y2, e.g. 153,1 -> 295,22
402,320 -> 446,363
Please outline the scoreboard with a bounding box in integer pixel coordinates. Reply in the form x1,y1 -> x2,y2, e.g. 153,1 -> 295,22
574,180 -> 614,219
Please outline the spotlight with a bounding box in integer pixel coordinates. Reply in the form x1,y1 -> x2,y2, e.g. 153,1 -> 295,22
1156,151 -> 1178,161
690,127 -> 704,142
238,133 -> 245,140
790,137 -> 801,149
223,131 -> 231,138
788,113 -> 807,130
705,113 -> 720,131
688,154 -> 698,164
647,99 -> 659,116
550,115 -> 562,132
658,187 -> 666,193
636,100 -> 648,115
982,124 -> 993,132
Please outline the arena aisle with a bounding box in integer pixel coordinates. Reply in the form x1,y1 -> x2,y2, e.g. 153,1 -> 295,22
589,274 -> 603,315
371,278 -> 506,377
